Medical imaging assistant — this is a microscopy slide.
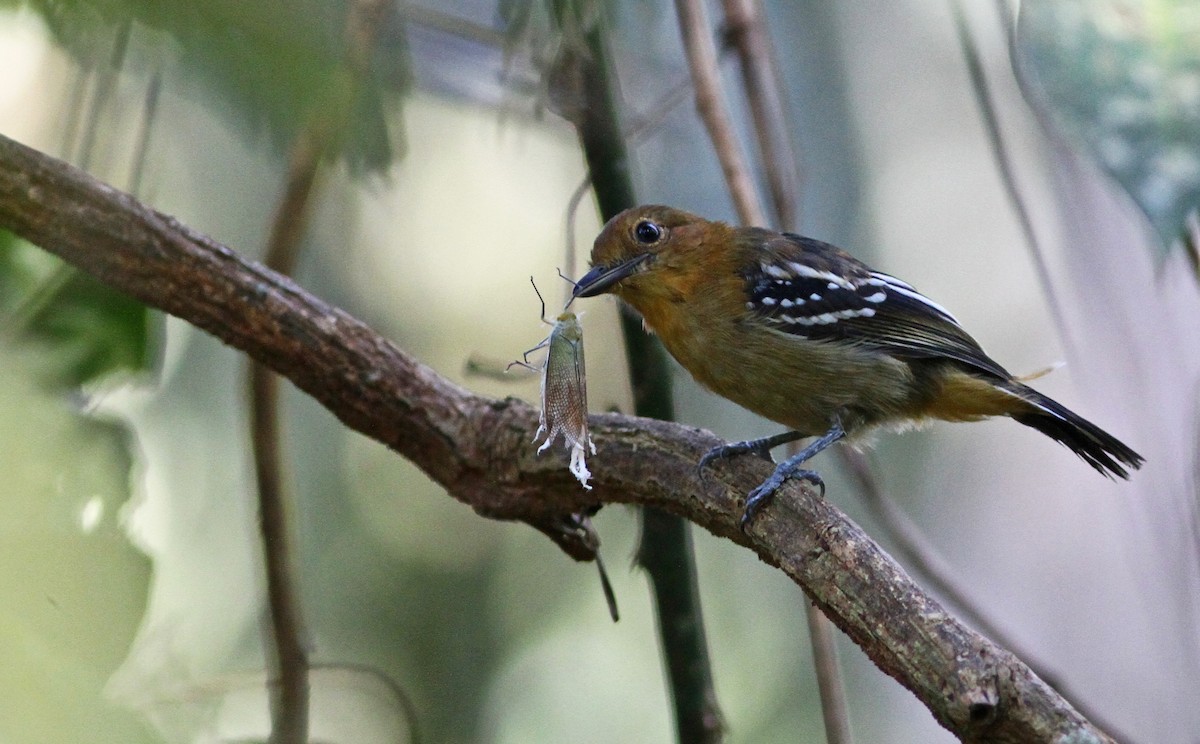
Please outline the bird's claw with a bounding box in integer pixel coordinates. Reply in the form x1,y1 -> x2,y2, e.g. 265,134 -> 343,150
739,468 -> 825,532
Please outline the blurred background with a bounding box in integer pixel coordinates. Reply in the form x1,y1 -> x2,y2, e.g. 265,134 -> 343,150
1,1 -> 1198,742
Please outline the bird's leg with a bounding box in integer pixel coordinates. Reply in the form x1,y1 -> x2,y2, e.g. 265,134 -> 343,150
741,421 -> 846,530
698,430 -> 806,478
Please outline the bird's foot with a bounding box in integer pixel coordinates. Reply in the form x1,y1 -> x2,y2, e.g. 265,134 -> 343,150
740,467 -> 825,531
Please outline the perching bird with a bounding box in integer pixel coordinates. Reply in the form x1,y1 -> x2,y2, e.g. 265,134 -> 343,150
571,205 -> 1143,528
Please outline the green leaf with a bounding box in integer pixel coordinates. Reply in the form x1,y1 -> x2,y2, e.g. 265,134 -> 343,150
1018,0 -> 1200,256
20,0 -> 409,174
0,229 -> 152,387
0,340 -> 154,744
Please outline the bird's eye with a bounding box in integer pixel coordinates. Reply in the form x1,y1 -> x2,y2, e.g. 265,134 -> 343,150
634,220 -> 663,245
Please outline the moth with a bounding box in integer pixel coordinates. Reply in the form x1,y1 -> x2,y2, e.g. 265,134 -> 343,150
511,279 -> 595,489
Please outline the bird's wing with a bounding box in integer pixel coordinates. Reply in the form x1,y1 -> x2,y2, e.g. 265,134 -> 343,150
740,233 -> 1011,379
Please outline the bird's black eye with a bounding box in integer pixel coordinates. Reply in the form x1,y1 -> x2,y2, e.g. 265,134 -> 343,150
634,220 -> 663,245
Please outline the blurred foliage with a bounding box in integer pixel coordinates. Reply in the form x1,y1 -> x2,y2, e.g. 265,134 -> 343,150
0,229 -> 150,387
5,0 -> 410,173
0,339 -> 154,744
1019,0 -> 1200,256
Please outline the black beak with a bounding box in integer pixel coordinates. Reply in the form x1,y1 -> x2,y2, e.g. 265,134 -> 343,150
572,254 -> 650,298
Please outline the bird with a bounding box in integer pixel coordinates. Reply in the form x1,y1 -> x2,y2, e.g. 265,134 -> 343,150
570,205 -> 1143,529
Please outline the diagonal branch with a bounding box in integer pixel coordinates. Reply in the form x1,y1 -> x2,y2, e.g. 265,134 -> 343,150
720,0 -> 800,231
0,132 -> 1112,744
673,0 -> 767,227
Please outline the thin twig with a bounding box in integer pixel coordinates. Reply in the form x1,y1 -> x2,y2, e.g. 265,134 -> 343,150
78,18 -> 132,173
3,262 -> 73,335
18,19 -> 136,338
128,69 -> 162,198
251,363 -> 310,744
7,30 -> 160,336
949,0 -> 1079,364
0,131 -> 1121,741
673,0 -> 767,226
252,3 -> 394,741
252,62 -> 325,744
804,601 -> 853,744
719,0 -> 799,230
563,174 -> 590,308
785,437 -> 853,744
625,75 -> 695,146
59,56 -> 92,159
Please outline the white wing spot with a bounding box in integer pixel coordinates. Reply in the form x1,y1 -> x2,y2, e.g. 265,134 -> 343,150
780,298 -> 793,308
775,304 -> 877,330
863,291 -> 886,303
789,262 -> 855,290
865,272 -> 959,322
809,293 -> 822,301
761,297 -> 776,306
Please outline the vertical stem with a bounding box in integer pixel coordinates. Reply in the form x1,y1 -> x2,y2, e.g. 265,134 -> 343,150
59,60 -> 92,160
127,70 -> 162,198
251,364 -> 310,744
251,3 -> 393,740
253,78 -> 326,744
78,19 -> 132,172
780,441 -> 851,744
550,3 -> 724,741
637,513 -> 725,743
804,602 -> 852,744
34,19 -> 135,333
837,448 -> 1010,642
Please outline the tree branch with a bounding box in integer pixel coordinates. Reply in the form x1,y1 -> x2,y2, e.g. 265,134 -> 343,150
0,132 -> 1112,743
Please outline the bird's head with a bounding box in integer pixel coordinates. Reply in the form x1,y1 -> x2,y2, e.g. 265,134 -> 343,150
572,205 -> 733,304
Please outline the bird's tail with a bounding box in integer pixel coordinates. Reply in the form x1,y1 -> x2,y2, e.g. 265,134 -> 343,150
1004,382 -> 1144,479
